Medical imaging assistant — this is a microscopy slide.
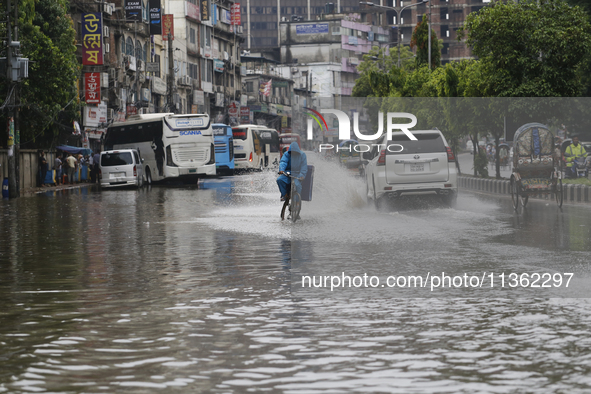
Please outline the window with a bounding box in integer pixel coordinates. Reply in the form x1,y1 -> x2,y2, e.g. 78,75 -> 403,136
246,81 -> 253,92
190,28 -> 196,44
126,37 -> 134,56
136,40 -> 142,59
121,37 -> 125,55
206,60 -> 212,82
205,27 -> 211,47
143,43 -> 147,62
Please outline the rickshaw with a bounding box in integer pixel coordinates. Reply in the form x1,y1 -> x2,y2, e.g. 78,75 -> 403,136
510,123 -> 563,211
498,143 -> 510,169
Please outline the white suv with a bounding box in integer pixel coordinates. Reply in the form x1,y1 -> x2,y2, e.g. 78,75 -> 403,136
364,130 -> 458,208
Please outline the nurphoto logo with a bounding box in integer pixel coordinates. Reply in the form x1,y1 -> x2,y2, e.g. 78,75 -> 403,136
304,108 -> 418,152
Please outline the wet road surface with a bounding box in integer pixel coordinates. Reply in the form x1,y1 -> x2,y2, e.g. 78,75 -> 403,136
1,153 -> 591,393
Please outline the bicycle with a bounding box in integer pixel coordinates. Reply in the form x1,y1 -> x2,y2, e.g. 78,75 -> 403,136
279,171 -> 302,223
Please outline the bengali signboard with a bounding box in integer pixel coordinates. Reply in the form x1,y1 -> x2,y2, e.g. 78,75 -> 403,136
214,59 -> 224,72
149,0 -> 162,35
84,73 -> 101,104
231,3 -> 241,25
162,14 -> 174,40
125,0 -> 142,21
296,23 -> 329,35
83,103 -> 107,128
81,13 -> 103,66
201,0 -> 210,21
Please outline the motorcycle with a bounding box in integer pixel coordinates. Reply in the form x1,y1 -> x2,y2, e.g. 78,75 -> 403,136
570,157 -> 589,178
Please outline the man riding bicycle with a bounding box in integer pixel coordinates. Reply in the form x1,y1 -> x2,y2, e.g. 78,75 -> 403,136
277,141 -> 308,201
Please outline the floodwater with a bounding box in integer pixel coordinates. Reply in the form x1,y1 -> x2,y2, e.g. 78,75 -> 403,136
1,153 -> 591,393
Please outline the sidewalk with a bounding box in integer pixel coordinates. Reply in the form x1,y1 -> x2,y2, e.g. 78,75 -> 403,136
24,182 -> 96,196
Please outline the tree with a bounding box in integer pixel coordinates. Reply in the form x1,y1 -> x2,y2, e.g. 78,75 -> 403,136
460,0 -> 591,97
410,19 -> 442,69
1,0 -> 80,148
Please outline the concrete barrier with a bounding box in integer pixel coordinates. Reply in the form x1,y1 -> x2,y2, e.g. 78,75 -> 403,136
458,175 -> 591,204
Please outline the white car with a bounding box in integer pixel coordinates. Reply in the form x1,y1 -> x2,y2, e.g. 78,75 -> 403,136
364,130 -> 458,208
99,149 -> 145,188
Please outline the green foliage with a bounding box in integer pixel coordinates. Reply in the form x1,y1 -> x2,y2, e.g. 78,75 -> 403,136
0,0 -> 80,148
474,150 -> 489,177
410,19 -> 441,69
460,0 -> 591,97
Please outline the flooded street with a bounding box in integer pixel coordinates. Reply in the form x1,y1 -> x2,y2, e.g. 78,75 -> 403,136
2,154 -> 591,393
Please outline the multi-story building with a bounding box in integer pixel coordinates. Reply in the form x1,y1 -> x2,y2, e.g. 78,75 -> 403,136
240,0 -> 362,49
359,0 -> 485,63
71,0 -> 243,147
169,0 -> 242,121
241,54 -> 294,132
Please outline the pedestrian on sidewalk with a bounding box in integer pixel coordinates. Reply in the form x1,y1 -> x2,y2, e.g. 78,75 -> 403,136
66,153 -> 76,184
54,154 -> 62,185
92,150 -> 100,183
38,150 -> 48,187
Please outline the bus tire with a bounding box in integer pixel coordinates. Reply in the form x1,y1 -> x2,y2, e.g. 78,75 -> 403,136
145,168 -> 152,185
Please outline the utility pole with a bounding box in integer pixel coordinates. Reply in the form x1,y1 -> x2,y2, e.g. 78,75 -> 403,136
428,0 -> 431,70
167,32 -> 175,112
6,0 -> 18,198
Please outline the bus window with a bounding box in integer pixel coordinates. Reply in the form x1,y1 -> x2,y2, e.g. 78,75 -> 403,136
232,128 -> 247,140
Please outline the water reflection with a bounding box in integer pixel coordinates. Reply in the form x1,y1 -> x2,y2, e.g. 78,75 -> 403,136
1,162 -> 591,392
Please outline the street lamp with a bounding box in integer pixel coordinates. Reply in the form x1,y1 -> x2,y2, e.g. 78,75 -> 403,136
360,0 -> 429,68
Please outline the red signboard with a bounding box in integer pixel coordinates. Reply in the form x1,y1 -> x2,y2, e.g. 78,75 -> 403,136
81,13 -> 104,65
231,3 -> 241,26
240,106 -> 249,117
126,105 -> 138,116
84,72 -> 101,104
162,14 -> 174,40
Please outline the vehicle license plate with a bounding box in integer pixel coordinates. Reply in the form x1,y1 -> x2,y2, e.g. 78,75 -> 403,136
189,169 -> 197,173
111,172 -> 125,178
410,164 -> 424,172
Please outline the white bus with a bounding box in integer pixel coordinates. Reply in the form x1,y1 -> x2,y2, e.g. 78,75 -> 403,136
232,125 -> 280,171
103,113 -> 216,183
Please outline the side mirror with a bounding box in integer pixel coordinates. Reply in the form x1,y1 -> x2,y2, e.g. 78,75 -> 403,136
141,158 -> 145,163
362,151 -> 372,160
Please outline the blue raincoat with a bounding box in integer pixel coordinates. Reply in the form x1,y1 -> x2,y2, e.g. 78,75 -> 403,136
277,142 -> 308,198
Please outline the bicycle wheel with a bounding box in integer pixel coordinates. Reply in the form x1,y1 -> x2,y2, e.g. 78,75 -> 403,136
291,192 -> 301,223
555,177 -> 563,208
510,176 -> 521,211
281,196 -> 290,220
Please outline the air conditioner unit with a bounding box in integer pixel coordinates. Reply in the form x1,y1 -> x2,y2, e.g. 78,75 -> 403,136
124,75 -> 131,86
237,26 -> 243,34
107,108 -> 115,119
103,26 -> 109,37
103,2 -> 113,14
104,43 -> 110,53
109,68 -> 116,80
291,67 -> 298,73
357,30 -> 362,37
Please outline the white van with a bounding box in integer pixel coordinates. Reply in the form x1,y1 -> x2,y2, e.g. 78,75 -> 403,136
232,125 -> 280,171
99,149 -> 145,188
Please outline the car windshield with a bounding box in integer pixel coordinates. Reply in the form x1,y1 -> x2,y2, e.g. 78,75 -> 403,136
101,152 -> 133,166
386,133 -> 446,154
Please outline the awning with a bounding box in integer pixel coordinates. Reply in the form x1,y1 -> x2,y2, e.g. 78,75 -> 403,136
56,145 -> 93,156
